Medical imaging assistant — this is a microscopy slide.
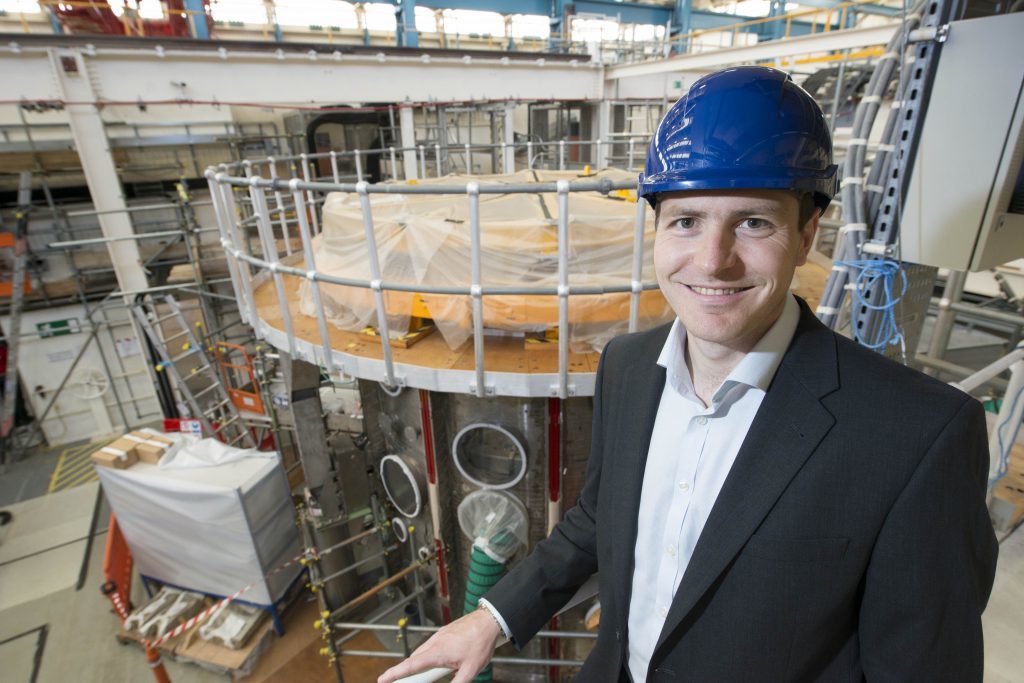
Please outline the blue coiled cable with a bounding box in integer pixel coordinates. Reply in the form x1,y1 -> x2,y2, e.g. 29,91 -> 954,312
834,259 -> 907,352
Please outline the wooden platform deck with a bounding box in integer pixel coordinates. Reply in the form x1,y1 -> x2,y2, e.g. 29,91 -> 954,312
250,260 -> 831,375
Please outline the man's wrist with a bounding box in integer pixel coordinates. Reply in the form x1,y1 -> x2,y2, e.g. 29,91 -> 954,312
476,599 -> 512,645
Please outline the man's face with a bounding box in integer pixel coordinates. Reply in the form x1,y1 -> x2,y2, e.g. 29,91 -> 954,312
653,189 -> 817,353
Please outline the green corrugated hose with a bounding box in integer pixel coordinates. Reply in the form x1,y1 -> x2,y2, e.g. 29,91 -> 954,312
463,545 -> 506,682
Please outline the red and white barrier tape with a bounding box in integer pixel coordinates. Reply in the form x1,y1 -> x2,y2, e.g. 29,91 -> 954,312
144,550 -> 308,649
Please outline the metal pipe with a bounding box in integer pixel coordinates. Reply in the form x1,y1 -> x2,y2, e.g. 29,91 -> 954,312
951,346 -> 1024,394
417,389 -> 450,623
629,196 -> 645,333
300,155 -> 321,236
315,524 -> 389,558
316,544 -> 398,586
356,182 -> 397,386
925,270 -> 967,374
216,174 -> 635,195
467,181 -> 486,397
556,180 -> 570,398
47,229 -> 186,249
292,181 -> 336,375
330,151 -> 340,184
268,157 -> 293,257
915,354 -> 1009,391
337,650 -> 585,667
938,299 -> 1024,327
332,580 -> 438,649
230,249 -> 658,296
218,173 -> 260,326
249,179 -> 296,358
329,560 -> 428,619
333,622 -> 595,639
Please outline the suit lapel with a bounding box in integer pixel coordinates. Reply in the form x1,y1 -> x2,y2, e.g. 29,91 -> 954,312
611,325 -> 669,632
654,305 -> 839,656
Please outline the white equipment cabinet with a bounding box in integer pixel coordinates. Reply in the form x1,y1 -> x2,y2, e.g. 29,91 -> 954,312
96,454 -> 302,632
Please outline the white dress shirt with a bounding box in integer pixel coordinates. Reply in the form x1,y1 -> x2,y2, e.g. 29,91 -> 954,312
626,294 -> 799,682
481,295 -> 800,681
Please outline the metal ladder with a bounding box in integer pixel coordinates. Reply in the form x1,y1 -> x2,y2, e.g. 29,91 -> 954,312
132,294 -> 255,449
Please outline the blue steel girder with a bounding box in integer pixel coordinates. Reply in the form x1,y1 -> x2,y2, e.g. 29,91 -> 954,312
688,10 -> 839,35
422,0 -> 672,24
396,0 -> 419,47
410,1 -> 851,40
183,0 -> 209,39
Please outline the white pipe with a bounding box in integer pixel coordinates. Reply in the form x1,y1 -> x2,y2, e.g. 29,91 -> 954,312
951,346 -> 1024,394
392,575 -> 599,683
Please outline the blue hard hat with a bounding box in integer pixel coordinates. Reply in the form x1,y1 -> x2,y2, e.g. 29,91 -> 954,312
638,66 -> 838,211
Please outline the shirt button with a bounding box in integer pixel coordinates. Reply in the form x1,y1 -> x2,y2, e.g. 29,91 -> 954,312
678,480 -> 689,491
696,416 -> 708,425
660,606 -> 668,618
667,545 -> 676,556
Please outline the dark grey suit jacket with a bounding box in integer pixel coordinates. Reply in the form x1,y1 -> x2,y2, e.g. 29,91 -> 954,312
485,299 -> 998,682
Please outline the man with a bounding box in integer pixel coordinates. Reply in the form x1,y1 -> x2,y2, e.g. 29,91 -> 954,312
380,66 -> 998,683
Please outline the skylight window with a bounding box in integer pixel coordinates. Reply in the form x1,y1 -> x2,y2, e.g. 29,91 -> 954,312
414,6 -> 436,33
441,8 -> 505,37
273,0 -> 356,27
570,17 -> 619,43
0,0 -> 40,13
510,13 -> 549,39
628,23 -> 666,41
209,0 -> 267,25
108,0 -> 165,20
363,2 -> 397,32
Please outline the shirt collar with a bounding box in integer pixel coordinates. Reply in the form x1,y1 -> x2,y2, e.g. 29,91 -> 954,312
657,294 -> 801,402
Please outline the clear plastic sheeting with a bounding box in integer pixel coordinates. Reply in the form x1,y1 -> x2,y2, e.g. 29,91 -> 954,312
158,434 -> 272,469
457,489 -> 528,563
96,455 -> 301,606
298,169 -> 672,353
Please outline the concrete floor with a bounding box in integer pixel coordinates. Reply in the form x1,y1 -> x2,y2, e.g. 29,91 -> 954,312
0,447 -> 1022,682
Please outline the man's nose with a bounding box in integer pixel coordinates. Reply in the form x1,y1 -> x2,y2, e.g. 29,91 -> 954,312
694,229 -> 736,275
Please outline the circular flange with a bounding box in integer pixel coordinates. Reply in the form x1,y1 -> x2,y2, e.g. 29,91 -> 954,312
379,454 -> 423,518
451,422 -> 527,490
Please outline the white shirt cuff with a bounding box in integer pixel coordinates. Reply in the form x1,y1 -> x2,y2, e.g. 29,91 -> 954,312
476,598 -> 513,641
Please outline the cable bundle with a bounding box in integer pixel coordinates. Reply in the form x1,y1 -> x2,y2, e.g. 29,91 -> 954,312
834,259 -> 907,352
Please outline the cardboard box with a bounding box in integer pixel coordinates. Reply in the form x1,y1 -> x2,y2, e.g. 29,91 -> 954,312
90,437 -> 139,469
125,431 -> 172,465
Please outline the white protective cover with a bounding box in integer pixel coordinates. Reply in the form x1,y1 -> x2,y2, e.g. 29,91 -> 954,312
298,168 -> 672,353
96,450 -> 301,606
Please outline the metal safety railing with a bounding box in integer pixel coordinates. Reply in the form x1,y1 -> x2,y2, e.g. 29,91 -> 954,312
206,158 -> 659,399
230,137 -> 649,187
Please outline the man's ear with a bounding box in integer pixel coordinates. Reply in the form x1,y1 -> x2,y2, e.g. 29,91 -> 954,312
795,209 -> 820,267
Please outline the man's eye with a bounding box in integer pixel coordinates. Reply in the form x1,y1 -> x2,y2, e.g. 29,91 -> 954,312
741,218 -> 770,230
674,217 -> 696,229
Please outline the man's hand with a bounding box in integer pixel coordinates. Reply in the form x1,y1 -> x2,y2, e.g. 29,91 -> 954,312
377,607 -> 503,683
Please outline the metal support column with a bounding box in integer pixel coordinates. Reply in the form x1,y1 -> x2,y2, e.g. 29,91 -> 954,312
183,0 -> 209,39
399,103 -> 418,181
47,49 -> 148,297
593,100 -> 610,170
673,0 -> 693,52
281,356 -> 345,519
503,105 -> 516,174
398,0 -> 419,48
924,270 -> 967,375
